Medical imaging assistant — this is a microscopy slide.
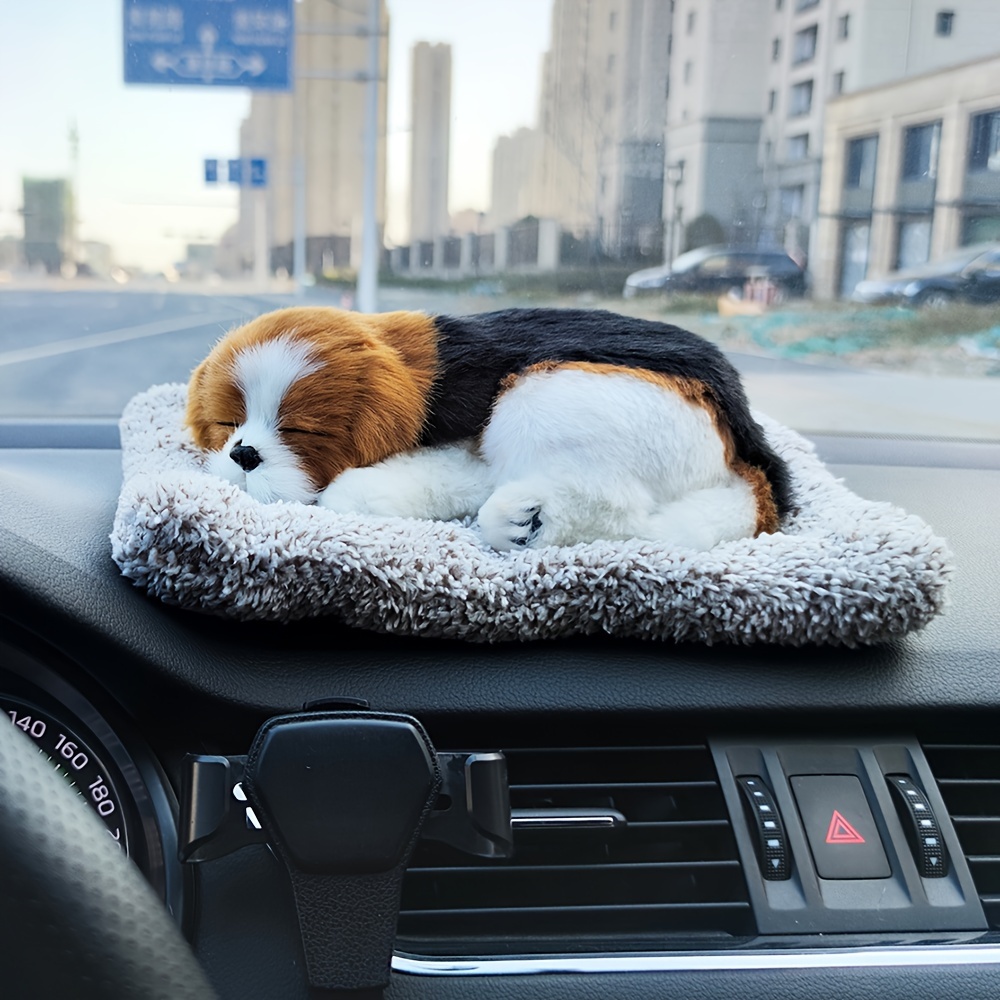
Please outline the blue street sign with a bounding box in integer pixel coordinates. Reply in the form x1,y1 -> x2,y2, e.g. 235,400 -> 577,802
228,159 -> 243,186
250,158 -> 267,188
124,0 -> 293,90
204,158 -> 218,183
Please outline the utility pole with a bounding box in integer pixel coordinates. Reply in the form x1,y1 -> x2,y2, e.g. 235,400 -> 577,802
357,0 -> 380,313
291,0 -> 383,306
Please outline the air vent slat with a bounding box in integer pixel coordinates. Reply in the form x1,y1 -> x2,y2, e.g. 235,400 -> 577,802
412,859 -> 741,875
399,744 -> 753,955
402,901 -> 752,918
923,743 -> 1000,929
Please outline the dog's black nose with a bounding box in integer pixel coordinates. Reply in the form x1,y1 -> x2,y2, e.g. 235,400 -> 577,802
230,443 -> 263,472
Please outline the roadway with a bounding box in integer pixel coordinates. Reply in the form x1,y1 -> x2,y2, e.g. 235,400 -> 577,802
0,282 -> 996,441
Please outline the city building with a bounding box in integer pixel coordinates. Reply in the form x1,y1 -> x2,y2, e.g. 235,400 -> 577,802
813,53 -> 1000,299
409,42 -> 452,245
663,0 -> 1000,272
21,178 -> 72,274
664,0 -> 770,257
236,0 -> 389,276
490,0 -> 671,260
758,0 -> 1000,270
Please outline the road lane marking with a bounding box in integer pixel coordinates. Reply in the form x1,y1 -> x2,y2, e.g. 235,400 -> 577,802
0,311 -> 239,368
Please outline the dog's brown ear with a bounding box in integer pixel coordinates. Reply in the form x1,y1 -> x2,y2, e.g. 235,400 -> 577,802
365,310 -> 440,382
184,357 -> 210,444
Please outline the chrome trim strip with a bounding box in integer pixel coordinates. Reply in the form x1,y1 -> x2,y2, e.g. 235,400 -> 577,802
393,944 -> 1000,976
511,814 -> 620,830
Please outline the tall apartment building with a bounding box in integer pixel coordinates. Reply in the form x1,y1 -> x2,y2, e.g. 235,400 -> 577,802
758,0 -> 1000,266
490,0 -> 670,259
237,0 -> 389,275
409,42 -> 452,244
664,0 -> 771,255
665,0 -> 1000,269
21,178 -> 72,274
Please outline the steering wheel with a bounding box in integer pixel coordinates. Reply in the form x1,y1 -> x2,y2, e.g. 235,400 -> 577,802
0,713 -> 218,1000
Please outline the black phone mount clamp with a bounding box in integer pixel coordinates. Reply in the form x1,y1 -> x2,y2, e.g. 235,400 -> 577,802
179,710 -> 513,997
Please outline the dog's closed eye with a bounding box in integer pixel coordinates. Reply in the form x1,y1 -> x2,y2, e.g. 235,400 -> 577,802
279,427 -> 330,437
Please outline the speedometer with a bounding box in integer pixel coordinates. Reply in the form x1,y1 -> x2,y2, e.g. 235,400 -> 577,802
2,696 -> 130,854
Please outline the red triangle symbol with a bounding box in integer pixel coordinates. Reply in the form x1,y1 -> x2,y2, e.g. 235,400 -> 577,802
826,809 -> 866,844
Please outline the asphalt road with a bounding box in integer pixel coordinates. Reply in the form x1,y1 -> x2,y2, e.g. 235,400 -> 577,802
0,282 -> 996,440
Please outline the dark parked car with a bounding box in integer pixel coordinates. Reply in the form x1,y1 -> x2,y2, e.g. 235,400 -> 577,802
623,245 -> 807,299
851,242 -> 1000,307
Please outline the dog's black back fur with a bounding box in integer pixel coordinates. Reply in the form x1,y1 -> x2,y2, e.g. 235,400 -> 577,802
425,308 -> 793,519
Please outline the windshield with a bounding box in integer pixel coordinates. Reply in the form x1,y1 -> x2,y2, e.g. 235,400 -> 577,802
2,0 -> 998,441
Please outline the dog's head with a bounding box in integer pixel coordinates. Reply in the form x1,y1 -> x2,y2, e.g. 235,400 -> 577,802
185,307 -> 438,503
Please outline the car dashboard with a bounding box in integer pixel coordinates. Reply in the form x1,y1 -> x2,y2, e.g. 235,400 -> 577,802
2,430 -> 1000,1000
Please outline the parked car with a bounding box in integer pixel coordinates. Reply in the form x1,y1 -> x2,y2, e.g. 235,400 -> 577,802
623,245 -> 807,299
851,242 -> 1000,307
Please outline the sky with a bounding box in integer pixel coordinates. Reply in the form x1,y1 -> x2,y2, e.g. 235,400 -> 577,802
0,0 -> 551,271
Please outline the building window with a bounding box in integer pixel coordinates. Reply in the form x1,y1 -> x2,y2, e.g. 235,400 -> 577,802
962,213 -> 1000,244
901,122 -> 941,180
607,53 -> 616,72
772,37 -> 781,61
763,139 -> 773,163
840,221 -> 871,297
832,70 -> 845,94
968,109 -> 1000,173
768,89 -> 777,112
687,10 -> 695,33
897,218 -> 933,269
786,134 -> 810,160
776,0 -> 783,9
789,80 -> 814,117
845,135 -> 878,189
609,10 -> 617,29
935,10 -> 954,36
796,0 -> 820,10
837,14 -> 849,38
683,60 -> 692,84
781,185 -> 805,219
793,24 -> 818,63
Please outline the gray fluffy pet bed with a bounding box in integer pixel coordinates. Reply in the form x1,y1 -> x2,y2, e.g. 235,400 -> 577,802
110,383 -> 952,645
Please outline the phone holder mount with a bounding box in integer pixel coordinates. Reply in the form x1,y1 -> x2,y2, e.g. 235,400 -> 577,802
179,709 -> 512,997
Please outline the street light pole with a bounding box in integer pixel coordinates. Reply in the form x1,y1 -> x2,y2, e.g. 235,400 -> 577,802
356,0 -> 380,313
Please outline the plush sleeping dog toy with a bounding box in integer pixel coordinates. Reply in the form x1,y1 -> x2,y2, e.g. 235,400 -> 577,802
185,306 -> 792,551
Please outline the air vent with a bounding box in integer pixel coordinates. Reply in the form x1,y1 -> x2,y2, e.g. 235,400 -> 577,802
924,744 -> 1000,928
397,744 -> 754,956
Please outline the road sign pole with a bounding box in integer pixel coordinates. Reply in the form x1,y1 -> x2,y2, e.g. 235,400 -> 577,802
356,0 -> 380,313
254,186 -> 268,289
293,68 -> 307,296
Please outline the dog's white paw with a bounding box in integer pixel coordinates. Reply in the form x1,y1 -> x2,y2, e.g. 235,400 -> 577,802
478,493 -> 546,550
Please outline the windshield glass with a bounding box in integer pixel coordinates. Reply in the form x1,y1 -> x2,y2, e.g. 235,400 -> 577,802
2,0 -> 998,441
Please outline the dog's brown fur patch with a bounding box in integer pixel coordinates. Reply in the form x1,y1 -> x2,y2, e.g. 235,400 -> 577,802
185,307 -> 439,489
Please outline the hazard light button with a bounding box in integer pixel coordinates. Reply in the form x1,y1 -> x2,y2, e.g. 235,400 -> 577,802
790,775 -> 891,880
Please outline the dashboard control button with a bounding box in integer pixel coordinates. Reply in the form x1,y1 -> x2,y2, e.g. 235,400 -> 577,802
790,774 -> 890,880
736,775 -> 791,880
886,774 -> 948,878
